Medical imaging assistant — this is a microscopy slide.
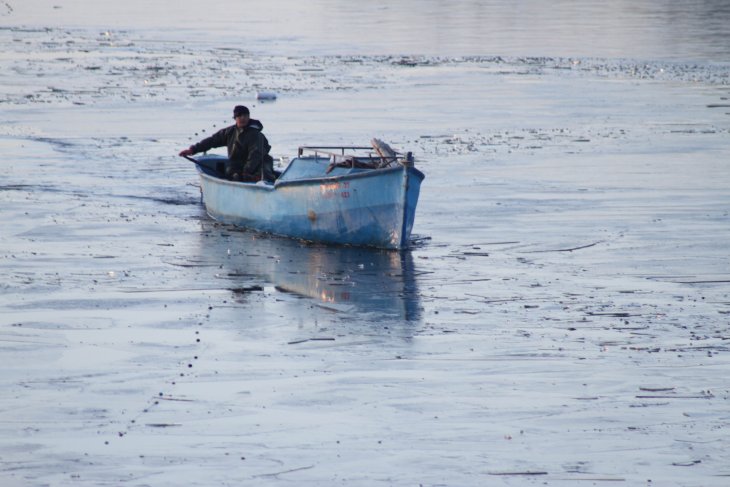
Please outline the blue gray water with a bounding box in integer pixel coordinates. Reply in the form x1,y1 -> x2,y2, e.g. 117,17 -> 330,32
15,0 -> 730,61
2,1 -> 730,485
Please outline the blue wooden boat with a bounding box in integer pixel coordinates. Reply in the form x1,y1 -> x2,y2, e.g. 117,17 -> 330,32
190,144 -> 425,249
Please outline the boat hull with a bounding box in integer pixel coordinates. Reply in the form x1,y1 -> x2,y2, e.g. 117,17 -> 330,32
196,157 -> 424,249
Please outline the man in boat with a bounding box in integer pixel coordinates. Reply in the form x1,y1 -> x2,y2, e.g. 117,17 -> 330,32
179,105 -> 276,182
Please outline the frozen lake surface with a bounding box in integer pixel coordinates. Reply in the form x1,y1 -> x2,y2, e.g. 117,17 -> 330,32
1,1 -> 730,485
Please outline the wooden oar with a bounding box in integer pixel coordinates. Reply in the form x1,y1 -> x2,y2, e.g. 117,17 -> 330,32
180,154 -> 204,167
181,154 -> 228,178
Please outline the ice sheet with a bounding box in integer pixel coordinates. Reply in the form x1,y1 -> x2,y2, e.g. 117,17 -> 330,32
1,2 -> 730,486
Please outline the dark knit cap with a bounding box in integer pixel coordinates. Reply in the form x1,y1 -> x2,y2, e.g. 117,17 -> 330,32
233,105 -> 250,118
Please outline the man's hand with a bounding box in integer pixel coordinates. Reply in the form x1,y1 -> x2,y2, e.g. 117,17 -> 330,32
179,147 -> 194,157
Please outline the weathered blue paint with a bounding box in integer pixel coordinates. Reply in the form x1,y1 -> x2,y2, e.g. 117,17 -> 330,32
194,154 -> 425,249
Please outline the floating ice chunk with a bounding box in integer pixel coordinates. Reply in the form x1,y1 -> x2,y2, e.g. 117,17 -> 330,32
256,91 -> 277,101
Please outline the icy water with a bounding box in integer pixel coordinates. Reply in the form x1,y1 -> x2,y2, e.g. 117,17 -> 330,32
2,1 -> 730,486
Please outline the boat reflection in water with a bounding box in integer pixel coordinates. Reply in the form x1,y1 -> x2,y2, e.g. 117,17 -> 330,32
198,223 -> 423,322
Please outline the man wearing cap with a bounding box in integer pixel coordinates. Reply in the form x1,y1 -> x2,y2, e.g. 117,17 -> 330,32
179,105 -> 276,182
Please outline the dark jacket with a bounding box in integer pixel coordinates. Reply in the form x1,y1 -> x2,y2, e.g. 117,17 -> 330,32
190,119 -> 275,182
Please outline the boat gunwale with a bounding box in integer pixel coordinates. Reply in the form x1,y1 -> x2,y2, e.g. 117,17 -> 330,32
196,163 -> 425,190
